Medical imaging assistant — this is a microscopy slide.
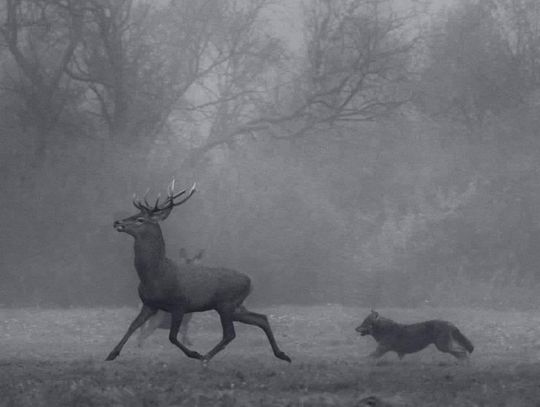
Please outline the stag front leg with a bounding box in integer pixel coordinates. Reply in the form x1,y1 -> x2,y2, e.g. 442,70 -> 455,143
137,310 -> 168,348
169,309 -> 203,359
106,304 -> 157,361
178,312 -> 193,346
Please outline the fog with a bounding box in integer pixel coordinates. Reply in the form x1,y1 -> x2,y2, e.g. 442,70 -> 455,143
1,0 -> 539,310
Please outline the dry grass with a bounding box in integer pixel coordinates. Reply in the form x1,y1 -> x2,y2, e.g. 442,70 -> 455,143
1,305 -> 540,406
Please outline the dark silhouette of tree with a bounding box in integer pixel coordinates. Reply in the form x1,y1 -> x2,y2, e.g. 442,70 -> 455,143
182,0 -> 420,168
1,0 -> 83,161
418,1 -> 527,130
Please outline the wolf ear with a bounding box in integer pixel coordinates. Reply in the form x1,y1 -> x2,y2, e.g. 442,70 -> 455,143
370,309 -> 379,319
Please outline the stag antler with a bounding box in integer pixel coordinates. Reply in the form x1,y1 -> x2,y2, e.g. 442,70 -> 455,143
132,180 -> 197,214
162,179 -> 197,211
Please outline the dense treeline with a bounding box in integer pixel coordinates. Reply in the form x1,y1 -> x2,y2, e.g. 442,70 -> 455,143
1,0 -> 540,309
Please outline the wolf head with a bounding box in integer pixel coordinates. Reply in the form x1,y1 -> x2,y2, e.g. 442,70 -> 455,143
355,309 -> 379,336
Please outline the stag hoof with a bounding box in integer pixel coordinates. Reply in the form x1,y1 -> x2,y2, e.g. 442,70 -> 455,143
187,350 -> 203,360
276,351 -> 292,363
105,350 -> 120,361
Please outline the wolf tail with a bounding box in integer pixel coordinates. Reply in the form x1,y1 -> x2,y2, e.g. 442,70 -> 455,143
452,327 -> 474,353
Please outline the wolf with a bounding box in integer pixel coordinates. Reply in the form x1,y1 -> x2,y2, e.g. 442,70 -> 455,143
355,310 -> 474,360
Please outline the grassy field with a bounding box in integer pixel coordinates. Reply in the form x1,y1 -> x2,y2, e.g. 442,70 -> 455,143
1,305 -> 540,406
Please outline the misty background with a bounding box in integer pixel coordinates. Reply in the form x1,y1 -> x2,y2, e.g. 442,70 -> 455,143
1,0 -> 539,310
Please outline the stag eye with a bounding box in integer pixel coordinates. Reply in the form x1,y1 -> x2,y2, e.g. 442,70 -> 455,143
136,217 -> 146,223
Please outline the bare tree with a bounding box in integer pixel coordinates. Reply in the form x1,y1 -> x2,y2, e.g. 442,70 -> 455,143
279,0 -> 417,134
418,1 -> 527,130
58,0 -> 417,163
180,0 -> 420,167
65,0 -> 147,139
66,0 -> 280,144
0,0 -> 83,158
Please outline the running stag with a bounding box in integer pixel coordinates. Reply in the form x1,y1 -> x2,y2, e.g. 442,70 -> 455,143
106,181 -> 291,363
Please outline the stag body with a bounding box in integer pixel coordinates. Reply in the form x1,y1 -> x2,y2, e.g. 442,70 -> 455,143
106,182 -> 291,363
137,249 -> 205,347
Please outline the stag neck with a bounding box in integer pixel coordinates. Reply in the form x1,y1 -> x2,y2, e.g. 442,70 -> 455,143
132,224 -> 167,284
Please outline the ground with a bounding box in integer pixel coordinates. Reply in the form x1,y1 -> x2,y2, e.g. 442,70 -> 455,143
1,305 -> 540,406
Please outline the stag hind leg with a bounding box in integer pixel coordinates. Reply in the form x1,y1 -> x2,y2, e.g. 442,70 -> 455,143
168,309 -> 203,360
201,308 -> 237,363
232,306 -> 291,363
106,305 -> 157,361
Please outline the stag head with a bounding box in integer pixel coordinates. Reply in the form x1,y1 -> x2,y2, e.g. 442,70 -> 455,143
113,180 -> 196,236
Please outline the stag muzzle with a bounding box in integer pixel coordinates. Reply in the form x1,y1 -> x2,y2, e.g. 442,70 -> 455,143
113,220 -> 125,231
